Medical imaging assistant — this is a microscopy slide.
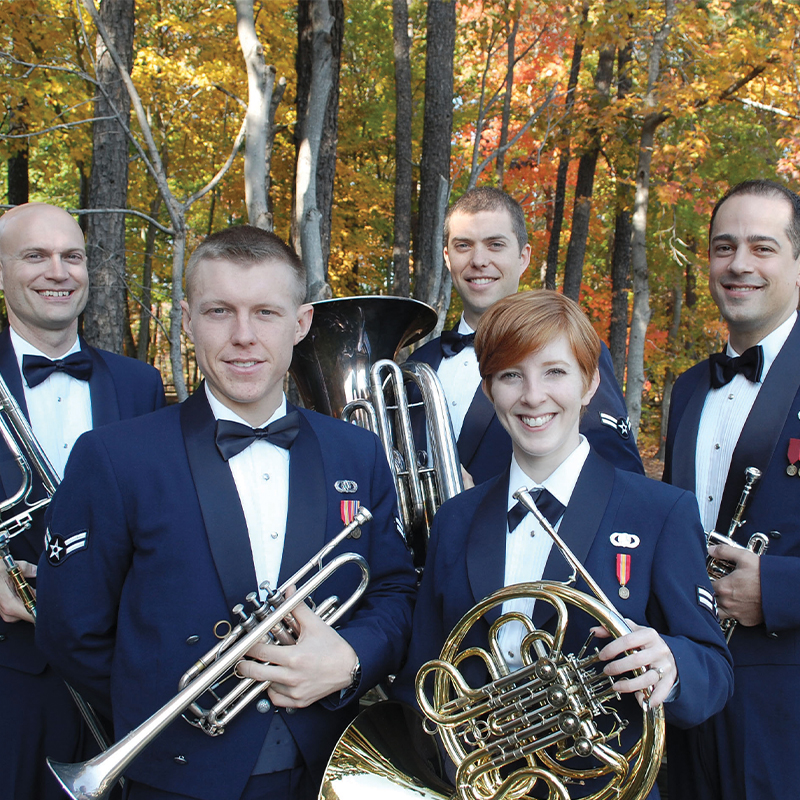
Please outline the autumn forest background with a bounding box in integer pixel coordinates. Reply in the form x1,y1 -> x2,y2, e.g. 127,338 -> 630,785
2,0 -> 800,458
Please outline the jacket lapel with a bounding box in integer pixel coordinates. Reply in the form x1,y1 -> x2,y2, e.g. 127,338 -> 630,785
669,365 -> 709,492
276,409 -> 327,586
533,450 -> 616,628
0,327 -> 29,417
715,318 -> 800,533
466,471 -> 509,625
180,387 -> 257,611
82,339 -> 121,427
458,386 -> 496,468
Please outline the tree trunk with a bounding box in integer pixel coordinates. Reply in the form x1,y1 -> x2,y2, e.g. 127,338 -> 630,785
414,0 -> 456,315
545,13 -> 586,291
609,41 -> 634,384
657,283 -> 682,460
495,18 -> 518,188
136,194 -> 161,363
7,105 -> 29,205
84,0 -> 135,354
236,0 -> 278,230
625,0 -> 675,438
562,46 -> 615,302
294,0 -> 343,299
392,0 -> 413,298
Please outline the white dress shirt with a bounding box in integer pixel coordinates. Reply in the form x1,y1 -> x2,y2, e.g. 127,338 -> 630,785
206,386 -> 290,595
11,328 -> 93,480
499,437 -> 590,670
695,312 -> 796,532
436,316 -> 482,440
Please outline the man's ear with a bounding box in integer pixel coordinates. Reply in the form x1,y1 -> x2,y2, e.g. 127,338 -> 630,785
295,303 -> 314,344
443,244 -> 453,275
516,243 -> 532,279
181,299 -> 194,342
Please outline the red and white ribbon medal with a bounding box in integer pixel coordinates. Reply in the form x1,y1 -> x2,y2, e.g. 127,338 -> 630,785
616,553 -> 631,599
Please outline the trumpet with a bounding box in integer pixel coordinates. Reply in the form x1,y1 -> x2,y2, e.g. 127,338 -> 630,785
705,466 -> 772,641
0,373 -> 114,755
47,507 -> 373,800
322,489 -> 664,800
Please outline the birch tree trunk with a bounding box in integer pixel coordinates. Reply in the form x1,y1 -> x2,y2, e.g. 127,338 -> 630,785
495,18 -> 518,189
294,0 -> 343,300
625,0 -> 676,438
83,0 -> 134,354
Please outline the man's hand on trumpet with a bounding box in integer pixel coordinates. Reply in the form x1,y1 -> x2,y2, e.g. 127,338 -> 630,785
592,620 -> 678,710
237,590 -> 359,709
0,559 -> 36,624
707,543 -> 764,627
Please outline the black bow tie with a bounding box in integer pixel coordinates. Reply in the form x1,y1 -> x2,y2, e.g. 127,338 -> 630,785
507,487 -> 566,533
22,351 -> 93,388
440,329 -> 475,358
709,345 -> 764,389
215,412 -> 301,460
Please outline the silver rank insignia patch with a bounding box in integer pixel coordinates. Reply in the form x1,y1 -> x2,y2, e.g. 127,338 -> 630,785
599,413 -> 632,440
335,480 -> 358,494
44,528 -> 88,566
610,532 -> 640,549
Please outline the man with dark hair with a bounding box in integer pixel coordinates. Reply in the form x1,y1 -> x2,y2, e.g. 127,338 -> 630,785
413,186 -> 643,486
664,179 -> 800,798
36,225 -> 416,800
0,203 -> 166,800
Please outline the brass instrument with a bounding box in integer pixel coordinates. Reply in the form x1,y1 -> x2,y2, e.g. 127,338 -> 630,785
290,296 -> 463,561
47,508 -> 373,800
321,489 -> 664,800
705,466 -> 772,641
0,373 -> 114,755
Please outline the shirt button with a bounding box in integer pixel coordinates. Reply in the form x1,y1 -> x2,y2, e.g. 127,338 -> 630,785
63,443 -> 68,449
57,397 -> 62,402
714,443 -> 720,450
728,393 -> 734,400
507,650 -> 514,658
451,400 -> 457,406
708,496 -> 713,502
262,473 -> 270,481
270,532 -> 279,540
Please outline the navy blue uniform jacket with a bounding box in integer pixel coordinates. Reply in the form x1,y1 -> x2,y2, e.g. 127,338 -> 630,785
411,336 -> 644,484
36,388 -> 417,800
0,327 -> 165,800
663,317 -> 800,800
393,449 -> 733,798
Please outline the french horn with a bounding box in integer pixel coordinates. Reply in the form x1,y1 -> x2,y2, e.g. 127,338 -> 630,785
321,489 -> 665,800
290,296 -> 463,561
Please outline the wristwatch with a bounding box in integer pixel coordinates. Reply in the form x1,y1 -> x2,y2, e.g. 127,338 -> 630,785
349,657 -> 361,689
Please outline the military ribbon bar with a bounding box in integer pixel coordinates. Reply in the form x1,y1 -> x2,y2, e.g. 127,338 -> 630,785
340,500 -> 361,526
616,553 -> 631,599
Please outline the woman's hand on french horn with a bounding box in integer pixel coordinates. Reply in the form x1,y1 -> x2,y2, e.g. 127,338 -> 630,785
236,591 -> 359,709
592,620 -> 677,710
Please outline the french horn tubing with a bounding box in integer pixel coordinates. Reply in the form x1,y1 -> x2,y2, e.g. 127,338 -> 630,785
47,508 -> 373,800
321,489 -> 665,800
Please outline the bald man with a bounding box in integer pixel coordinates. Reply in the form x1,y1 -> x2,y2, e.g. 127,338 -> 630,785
0,203 -> 165,800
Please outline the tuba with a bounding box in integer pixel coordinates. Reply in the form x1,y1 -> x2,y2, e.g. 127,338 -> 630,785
321,489 -> 665,800
47,508 -> 373,800
290,296 -> 463,562
705,466 -> 773,641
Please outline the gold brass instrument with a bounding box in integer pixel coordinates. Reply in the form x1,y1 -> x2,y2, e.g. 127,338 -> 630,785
705,466 -> 772,641
290,296 -> 463,561
47,508 -> 373,800
0,373 -> 114,756
321,489 -> 664,800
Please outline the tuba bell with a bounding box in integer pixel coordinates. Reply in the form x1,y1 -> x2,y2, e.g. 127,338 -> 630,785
290,296 -> 463,562
321,489 -> 665,800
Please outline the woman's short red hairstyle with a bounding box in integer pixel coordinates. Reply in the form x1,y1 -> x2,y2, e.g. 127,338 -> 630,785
474,290 -> 601,401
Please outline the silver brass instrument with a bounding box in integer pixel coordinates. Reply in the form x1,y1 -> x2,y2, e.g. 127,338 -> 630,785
0,373 -> 114,755
290,296 -> 463,561
321,489 -> 664,800
705,466 -> 772,641
48,508 -> 373,800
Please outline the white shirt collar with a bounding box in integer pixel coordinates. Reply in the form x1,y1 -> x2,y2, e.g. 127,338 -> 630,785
9,326 -> 81,368
456,315 -> 475,335
204,383 -> 287,428
507,435 -> 590,510
726,310 -> 796,379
